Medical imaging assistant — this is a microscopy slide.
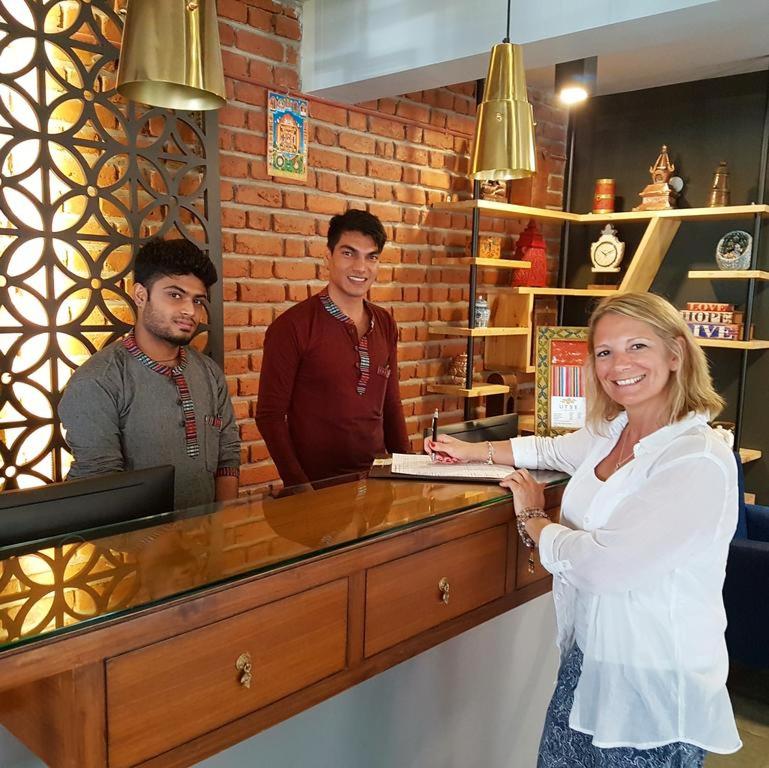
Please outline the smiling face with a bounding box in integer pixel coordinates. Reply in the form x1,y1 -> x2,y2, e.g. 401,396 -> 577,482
325,230 -> 380,305
134,273 -> 209,346
592,312 -> 681,420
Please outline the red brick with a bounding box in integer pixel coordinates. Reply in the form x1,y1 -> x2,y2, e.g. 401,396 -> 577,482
395,145 -> 428,165
233,132 -> 266,155
314,125 -> 338,146
221,208 -> 247,229
307,193 -> 344,215
239,330 -> 265,350
368,116 -> 405,140
225,353 -> 250,375
219,0 -> 247,22
238,282 -> 285,302
348,111 -> 366,131
247,7 -> 273,32
273,213 -> 316,235
338,131 -> 375,154
446,113 -> 474,135
218,22 -> 236,47
247,211 -> 271,230
420,168 -> 451,190
422,129 -> 454,150
250,307 -> 273,326
375,140 -> 395,159
236,29 -> 283,61
283,190 -> 305,210
235,233 -> 282,257
402,167 -> 419,184
234,81 -> 267,106
239,464 -> 278,487
309,147 -> 346,172
274,66 -> 299,89
374,183 -> 393,202
285,239 -> 305,258
394,186 -> 426,205
235,184 -> 282,207
248,58 -> 274,83
222,257 -> 250,278
219,104 -> 247,129
273,261 -> 316,280
347,156 -> 366,176
274,14 -> 300,40
287,283 -> 312,302
310,102 -> 347,127
338,176 -> 374,198
316,171 -> 337,193
249,259 -> 273,279
367,202 -> 402,222
395,101 -> 430,123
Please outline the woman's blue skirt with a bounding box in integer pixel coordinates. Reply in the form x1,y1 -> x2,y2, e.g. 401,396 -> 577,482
537,645 -> 706,768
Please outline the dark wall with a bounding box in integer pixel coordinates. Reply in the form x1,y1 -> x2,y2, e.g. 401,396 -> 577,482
564,71 -> 769,501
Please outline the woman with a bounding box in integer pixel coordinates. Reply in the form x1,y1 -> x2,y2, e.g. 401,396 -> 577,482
425,292 -> 741,767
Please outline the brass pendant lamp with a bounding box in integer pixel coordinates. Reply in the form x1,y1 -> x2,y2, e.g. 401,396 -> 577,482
469,0 -> 536,180
116,0 -> 226,111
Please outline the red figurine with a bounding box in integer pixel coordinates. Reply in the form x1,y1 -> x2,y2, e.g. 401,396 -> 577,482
511,219 -> 547,287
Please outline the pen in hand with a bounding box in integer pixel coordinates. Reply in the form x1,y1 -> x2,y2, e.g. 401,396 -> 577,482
430,408 -> 439,461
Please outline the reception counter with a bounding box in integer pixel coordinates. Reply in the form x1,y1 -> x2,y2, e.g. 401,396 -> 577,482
0,472 -> 567,768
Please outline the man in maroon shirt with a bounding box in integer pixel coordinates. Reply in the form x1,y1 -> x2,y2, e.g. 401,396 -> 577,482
256,209 -> 410,488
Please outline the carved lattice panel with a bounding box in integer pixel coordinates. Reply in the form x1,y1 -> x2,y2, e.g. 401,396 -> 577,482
0,0 -> 221,490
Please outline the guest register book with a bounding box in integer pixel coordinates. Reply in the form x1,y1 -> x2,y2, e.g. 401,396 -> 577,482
370,455 -> 569,486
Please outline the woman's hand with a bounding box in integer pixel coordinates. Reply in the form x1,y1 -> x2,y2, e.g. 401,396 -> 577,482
423,434 -> 484,464
500,468 -> 545,511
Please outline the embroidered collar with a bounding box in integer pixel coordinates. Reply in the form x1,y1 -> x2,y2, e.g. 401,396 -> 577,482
319,289 -> 373,396
121,330 -> 188,376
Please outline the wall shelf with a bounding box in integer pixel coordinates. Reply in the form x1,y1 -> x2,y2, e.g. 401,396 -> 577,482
694,338 -> 769,350
739,448 -> 762,464
428,325 -> 528,338
431,199 -> 579,224
580,204 -> 769,223
432,257 -> 531,269
509,286 -> 618,297
688,270 -> 769,280
426,383 -> 511,398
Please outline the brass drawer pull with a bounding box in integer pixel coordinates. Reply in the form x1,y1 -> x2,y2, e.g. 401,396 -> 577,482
438,577 -> 450,605
235,652 -> 253,689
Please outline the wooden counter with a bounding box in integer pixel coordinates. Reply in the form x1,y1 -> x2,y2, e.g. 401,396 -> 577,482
0,473 -> 566,768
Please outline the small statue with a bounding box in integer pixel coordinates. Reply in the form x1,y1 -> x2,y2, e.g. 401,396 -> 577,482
633,144 -> 680,211
707,161 -> 730,207
480,180 -> 508,202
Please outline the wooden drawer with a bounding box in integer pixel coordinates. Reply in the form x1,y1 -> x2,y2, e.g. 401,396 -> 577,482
364,525 -> 507,657
107,580 -> 348,768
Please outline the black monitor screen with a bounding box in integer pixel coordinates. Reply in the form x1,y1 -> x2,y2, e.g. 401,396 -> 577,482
0,466 -> 175,547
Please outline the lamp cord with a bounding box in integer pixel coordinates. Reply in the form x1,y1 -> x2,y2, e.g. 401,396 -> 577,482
504,0 -> 511,42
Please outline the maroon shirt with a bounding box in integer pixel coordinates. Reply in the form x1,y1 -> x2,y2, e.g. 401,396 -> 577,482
256,291 -> 410,487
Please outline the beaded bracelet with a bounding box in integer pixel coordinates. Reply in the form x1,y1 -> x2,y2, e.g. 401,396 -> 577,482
515,506 -> 549,573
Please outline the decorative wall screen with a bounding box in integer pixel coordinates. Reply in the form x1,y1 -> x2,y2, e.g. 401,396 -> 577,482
0,0 -> 221,491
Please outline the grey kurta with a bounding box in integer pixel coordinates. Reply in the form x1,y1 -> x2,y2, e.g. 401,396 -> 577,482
58,338 -> 240,509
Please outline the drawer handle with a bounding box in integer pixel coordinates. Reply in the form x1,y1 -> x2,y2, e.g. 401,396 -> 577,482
235,652 -> 253,689
438,577 -> 450,605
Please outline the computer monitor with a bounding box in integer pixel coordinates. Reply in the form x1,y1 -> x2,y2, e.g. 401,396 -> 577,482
0,466 -> 175,547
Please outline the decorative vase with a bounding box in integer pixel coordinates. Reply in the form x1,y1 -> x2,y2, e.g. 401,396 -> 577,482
715,230 -> 752,271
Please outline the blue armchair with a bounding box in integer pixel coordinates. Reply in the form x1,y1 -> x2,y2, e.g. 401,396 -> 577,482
723,454 -> 769,668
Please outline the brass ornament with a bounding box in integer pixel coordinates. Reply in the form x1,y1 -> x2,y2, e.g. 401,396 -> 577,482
438,576 -> 451,605
708,161 -> 730,207
236,652 -> 253,689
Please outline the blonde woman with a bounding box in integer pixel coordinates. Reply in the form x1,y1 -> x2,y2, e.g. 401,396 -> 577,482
425,292 -> 741,767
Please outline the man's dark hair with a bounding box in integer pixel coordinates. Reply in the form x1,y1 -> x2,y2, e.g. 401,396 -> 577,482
133,238 -> 218,291
327,209 -> 386,253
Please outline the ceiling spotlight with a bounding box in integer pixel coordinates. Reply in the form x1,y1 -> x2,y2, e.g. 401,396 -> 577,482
554,57 -> 597,106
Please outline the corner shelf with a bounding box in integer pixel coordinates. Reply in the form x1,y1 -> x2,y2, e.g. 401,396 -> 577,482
509,286 -> 618,297
580,204 -> 769,223
688,270 -> 769,280
426,383 -> 511,398
431,199 -> 579,224
739,448 -> 762,464
428,325 -> 528,338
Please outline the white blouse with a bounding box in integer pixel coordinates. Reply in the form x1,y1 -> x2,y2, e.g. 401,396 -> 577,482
511,412 -> 741,753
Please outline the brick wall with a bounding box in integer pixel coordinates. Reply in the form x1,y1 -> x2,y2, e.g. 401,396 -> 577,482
217,0 -> 568,491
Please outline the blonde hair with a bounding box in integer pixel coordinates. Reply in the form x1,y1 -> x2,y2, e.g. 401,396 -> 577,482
584,291 -> 724,428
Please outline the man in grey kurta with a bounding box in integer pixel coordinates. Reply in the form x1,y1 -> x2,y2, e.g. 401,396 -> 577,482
58,239 -> 240,509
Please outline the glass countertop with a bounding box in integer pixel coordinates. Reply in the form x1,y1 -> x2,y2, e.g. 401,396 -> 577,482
0,471 -> 567,654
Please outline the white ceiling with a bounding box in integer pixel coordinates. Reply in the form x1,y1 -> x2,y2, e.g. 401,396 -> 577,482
300,0 -> 769,101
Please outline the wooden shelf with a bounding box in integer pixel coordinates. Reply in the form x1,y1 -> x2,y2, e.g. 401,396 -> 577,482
688,269 -> 769,280
428,325 -> 528,337
433,200 -> 769,225
739,448 -> 762,464
509,286 -> 618,297
695,338 -> 769,349
426,383 -> 511,398
432,257 -> 531,269
431,199 -> 580,224
580,204 -> 769,223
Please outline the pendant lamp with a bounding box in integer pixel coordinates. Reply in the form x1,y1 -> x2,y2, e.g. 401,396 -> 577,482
117,0 -> 226,111
469,0 -> 536,180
